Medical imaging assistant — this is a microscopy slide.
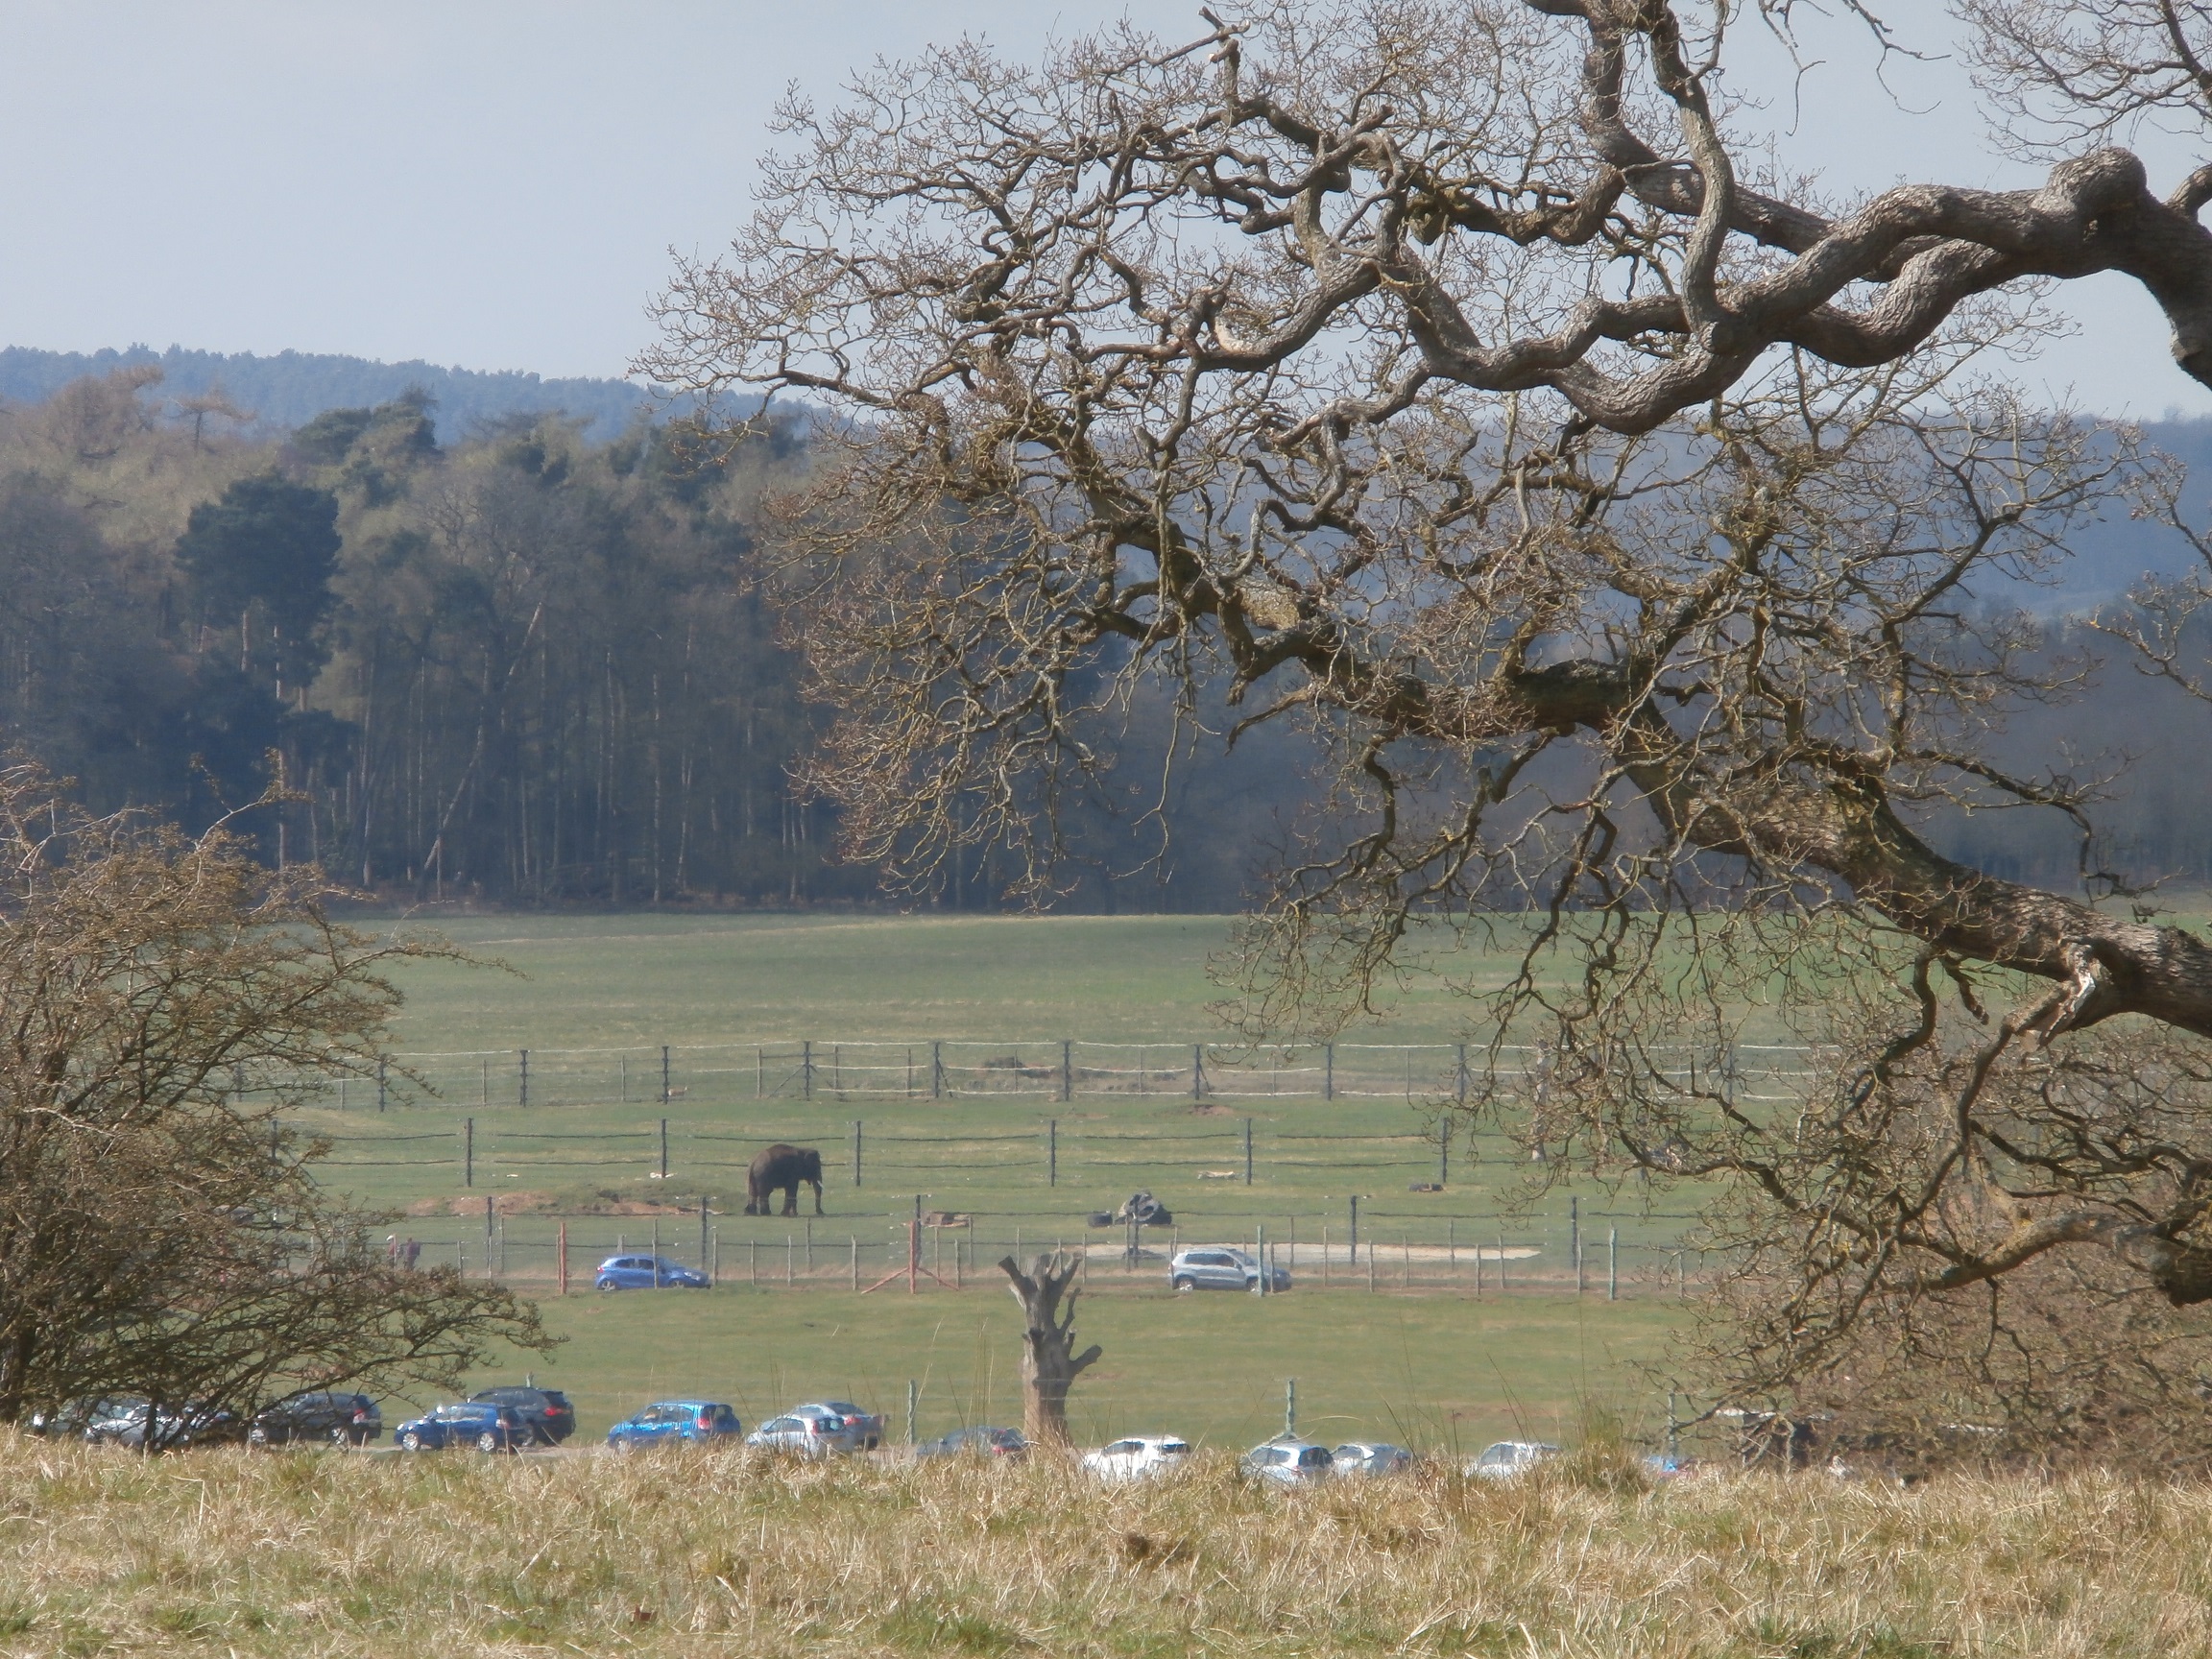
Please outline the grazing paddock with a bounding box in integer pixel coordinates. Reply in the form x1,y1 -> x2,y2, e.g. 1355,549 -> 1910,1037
1,1435 -> 2205,1657
288,913 -> 1723,1435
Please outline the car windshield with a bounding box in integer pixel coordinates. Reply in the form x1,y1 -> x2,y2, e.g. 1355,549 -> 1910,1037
762,1417 -> 798,1432
1160,1441 -> 1190,1455
1101,1440 -> 1140,1455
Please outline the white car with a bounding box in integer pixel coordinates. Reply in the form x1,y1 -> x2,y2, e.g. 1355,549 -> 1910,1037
1465,1439 -> 1561,1479
1080,1433 -> 1192,1482
1240,1436 -> 1334,1485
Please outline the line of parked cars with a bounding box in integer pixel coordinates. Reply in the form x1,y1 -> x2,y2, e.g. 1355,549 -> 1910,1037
26,1379 -> 1635,1485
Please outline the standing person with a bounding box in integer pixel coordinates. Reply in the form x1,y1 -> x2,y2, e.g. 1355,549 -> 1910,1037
402,1237 -> 421,1270
385,1234 -> 400,1263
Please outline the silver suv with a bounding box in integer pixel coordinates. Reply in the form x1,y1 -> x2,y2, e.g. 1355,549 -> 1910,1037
1168,1246 -> 1290,1292
746,1404 -> 869,1455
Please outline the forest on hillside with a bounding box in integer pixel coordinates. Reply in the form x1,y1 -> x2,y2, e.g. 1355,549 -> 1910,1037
0,365 -> 1304,909
0,361 -> 2207,910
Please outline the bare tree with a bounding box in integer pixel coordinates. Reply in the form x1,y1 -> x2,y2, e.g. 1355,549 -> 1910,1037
646,1 -> 2212,1443
998,1252 -> 1100,1446
0,762 -> 552,1435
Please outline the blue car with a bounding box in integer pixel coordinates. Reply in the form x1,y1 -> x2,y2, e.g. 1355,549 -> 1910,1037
394,1402 -> 528,1453
593,1253 -> 709,1290
606,1400 -> 742,1451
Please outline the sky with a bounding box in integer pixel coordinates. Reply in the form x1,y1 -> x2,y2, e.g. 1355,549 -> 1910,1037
1,1 -> 2206,418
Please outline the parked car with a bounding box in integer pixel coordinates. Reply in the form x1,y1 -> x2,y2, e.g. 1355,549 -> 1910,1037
395,1402 -> 529,1454
248,1390 -> 382,1447
593,1254 -> 709,1290
917,1426 -> 1028,1460
1081,1434 -> 1193,1482
1331,1441 -> 1417,1477
83,1398 -> 234,1450
28,1397 -> 128,1439
746,1405 -> 870,1456
800,1399 -> 884,1450
1465,1440 -> 1561,1479
1240,1435 -> 1335,1485
1167,1246 -> 1289,1292
606,1400 -> 742,1451
469,1386 -> 577,1445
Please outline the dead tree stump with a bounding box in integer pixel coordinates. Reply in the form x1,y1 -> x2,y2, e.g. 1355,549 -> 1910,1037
998,1250 -> 1100,1447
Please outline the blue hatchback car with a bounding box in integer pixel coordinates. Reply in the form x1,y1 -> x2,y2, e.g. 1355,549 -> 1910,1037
606,1400 -> 742,1451
593,1253 -> 709,1290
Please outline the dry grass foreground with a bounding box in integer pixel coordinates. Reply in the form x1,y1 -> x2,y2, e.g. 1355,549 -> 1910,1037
1,1433 -> 2206,1657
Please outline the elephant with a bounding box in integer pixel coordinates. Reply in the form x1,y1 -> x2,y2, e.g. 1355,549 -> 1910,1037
745,1143 -> 825,1216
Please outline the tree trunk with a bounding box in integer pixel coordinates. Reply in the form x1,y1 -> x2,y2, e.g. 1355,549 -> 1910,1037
998,1251 -> 1100,1447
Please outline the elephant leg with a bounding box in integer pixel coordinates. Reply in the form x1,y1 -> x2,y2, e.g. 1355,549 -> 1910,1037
811,1179 -> 824,1216
781,1187 -> 798,1217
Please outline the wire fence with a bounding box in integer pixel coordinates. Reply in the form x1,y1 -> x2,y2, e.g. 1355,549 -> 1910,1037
311,1113 -> 1609,1195
376,1201 -> 1706,1302
305,1037 -> 1820,1111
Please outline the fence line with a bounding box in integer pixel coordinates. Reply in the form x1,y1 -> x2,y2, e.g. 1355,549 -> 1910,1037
281,1035 -> 1824,1112
367,1205 -> 1711,1304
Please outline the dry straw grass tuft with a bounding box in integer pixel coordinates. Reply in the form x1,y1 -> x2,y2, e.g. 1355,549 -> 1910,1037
2,1431 -> 2211,1654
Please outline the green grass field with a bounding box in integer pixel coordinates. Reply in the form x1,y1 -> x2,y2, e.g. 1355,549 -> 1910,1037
301,913 -> 1698,1452
497,1282 -> 1677,1455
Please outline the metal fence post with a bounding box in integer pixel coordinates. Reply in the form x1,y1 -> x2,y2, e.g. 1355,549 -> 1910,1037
518,1049 -> 528,1108
1243,1118 -> 1253,1185
464,1118 -> 473,1188
803,1040 -> 815,1100
660,1118 -> 669,1183
1455,1042 -> 1468,1104
377,1057 -> 387,1113
1191,1044 -> 1204,1100
1349,1193 -> 1359,1264
906,1379 -> 918,1447
854,1119 -> 863,1188
1061,1040 -> 1072,1103
661,1045 -> 672,1105
1608,1227 -> 1618,1301
1324,1044 -> 1334,1102
1047,1118 -> 1057,1187
1571,1195 -> 1582,1294
701,1196 -> 709,1268
931,1040 -> 944,1098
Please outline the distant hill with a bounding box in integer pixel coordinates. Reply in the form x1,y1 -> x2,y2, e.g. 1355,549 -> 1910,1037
0,344 -> 663,443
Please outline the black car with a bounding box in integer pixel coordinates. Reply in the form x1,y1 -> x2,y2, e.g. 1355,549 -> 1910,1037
249,1390 -> 383,1447
469,1386 -> 576,1445
918,1426 -> 1028,1460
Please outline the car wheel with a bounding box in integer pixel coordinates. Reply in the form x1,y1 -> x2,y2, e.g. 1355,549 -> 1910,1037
400,1431 -> 423,1452
1171,1275 -> 1193,1291
597,1279 -> 619,1291
477,1431 -> 503,1454
1245,1277 -> 1260,1290
247,1428 -> 268,1449
611,1435 -> 636,1453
